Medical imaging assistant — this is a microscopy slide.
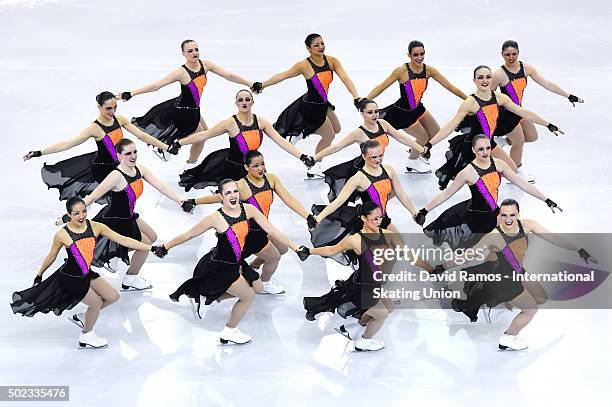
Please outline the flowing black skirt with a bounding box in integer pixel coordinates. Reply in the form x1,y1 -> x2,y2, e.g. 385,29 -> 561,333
323,155 -> 363,202
41,152 -> 113,204
461,260 -> 524,309
310,204 -> 391,266
495,107 -> 522,137
423,199 -> 498,249
274,94 -> 334,143
92,207 -> 141,267
10,262 -> 100,318
379,101 -> 426,130
170,249 -> 260,315
434,121 -> 498,191
303,270 -> 376,321
132,98 -> 200,144
179,149 -> 247,191
244,220 -> 269,258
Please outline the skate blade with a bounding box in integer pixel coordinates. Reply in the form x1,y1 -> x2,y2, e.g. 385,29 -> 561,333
498,344 -> 527,351
405,168 -> 432,174
334,327 -> 351,340
354,346 -> 385,352
304,173 -> 324,180
78,342 -> 108,349
120,284 -> 153,292
219,338 -> 251,345
188,297 -> 200,320
258,290 -> 286,295
68,315 -> 84,329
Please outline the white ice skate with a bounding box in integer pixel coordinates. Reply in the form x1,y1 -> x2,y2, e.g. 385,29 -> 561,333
219,326 -> 252,345
78,330 -> 108,349
498,333 -> 528,351
354,337 -> 385,352
121,274 -> 152,291
405,156 -> 431,174
261,280 -> 285,295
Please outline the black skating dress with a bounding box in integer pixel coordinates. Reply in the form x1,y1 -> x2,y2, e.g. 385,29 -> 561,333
132,60 -> 207,144
92,167 -> 143,267
41,117 -> 123,203
11,220 -> 100,317
273,56 -> 334,142
379,63 -> 429,129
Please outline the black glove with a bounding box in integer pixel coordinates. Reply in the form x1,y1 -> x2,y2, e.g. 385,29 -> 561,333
29,150 -> 42,158
578,248 -> 592,264
300,154 -> 315,168
181,199 -> 197,213
251,82 -> 263,93
151,245 -> 168,258
353,97 -> 365,109
431,265 -> 445,275
296,246 -> 311,261
61,214 -> 71,223
414,208 -> 428,226
568,94 -> 581,106
33,274 -> 42,286
307,214 -> 318,230
121,91 -> 132,101
547,123 -> 559,133
168,140 -> 181,155
545,198 -> 562,213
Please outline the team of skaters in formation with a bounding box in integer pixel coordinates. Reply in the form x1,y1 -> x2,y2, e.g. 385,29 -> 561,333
12,34 -> 598,353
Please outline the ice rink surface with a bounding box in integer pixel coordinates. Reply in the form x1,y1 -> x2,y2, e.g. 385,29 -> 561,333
1,0 -> 612,405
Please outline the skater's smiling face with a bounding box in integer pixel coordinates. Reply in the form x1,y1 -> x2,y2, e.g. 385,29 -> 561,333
235,90 -> 254,112
502,46 -> 519,65
117,141 -> 138,168
499,202 -> 520,228
67,200 -> 88,226
360,101 -> 380,124
306,36 -> 325,56
219,181 -> 240,208
472,136 -> 492,161
182,41 -> 199,61
246,158 -> 266,178
408,46 -> 425,65
473,66 -> 492,91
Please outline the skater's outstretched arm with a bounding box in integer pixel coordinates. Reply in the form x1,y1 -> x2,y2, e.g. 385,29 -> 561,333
429,66 -> 468,100
385,165 -> 417,217
497,93 -> 563,135
428,99 -> 473,147
121,69 -> 183,98
328,56 -> 360,99
245,204 -> 301,252
310,234 -> 359,257
92,222 -> 151,251
522,219 -> 598,264
260,62 -> 305,90
23,126 -> 94,160
315,175 -> 361,223
380,120 -> 424,154
178,118 -> 230,146
118,115 -> 169,152
313,128 -> 361,162
204,60 -> 254,88
139,165 -> 185,206
82,171 -> 123,207
269,174 -> 311,219
34,233 -> 64,281
260,117 -> 305,159
366,66 -> 402,100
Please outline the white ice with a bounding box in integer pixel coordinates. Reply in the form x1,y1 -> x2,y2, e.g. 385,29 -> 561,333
1,0 -> 612,406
